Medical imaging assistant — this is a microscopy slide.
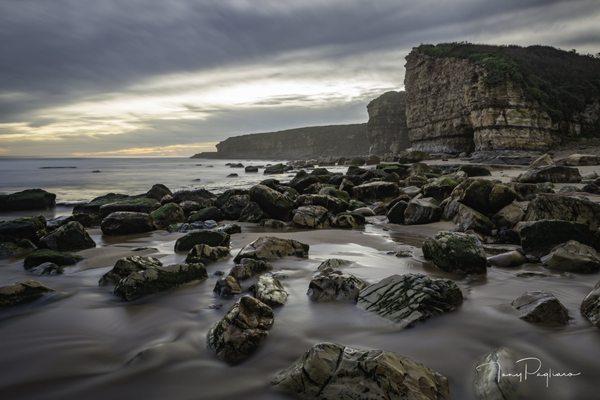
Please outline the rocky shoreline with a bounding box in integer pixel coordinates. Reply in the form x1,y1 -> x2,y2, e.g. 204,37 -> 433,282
1,151 -> 600,398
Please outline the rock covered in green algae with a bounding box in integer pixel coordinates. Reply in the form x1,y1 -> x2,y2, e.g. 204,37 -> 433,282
248,184 -> 294,220
422,231 -> 488,274
114,263 -> 207,301
150,202 -> 185,229
233,236 -> 309,262
207,295 -> 274,364
0,280 -> 54,308
23,249 -> 83,269
357,274 -> 463,328
271,342 -> 450,400
39,221 -> 95,251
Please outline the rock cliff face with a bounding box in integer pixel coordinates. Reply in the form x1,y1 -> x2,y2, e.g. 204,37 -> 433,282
405,44 -> 600,154
192,124 -> 367,159
366,91 -> 409,155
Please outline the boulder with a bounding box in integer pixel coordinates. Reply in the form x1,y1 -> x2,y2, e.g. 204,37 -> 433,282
352,181 -> 400,201
541,240 -> 600,273
517,165 -> 582,183
474,348 -> 528,400
581,281 -> 600,328
101,212 -> 154,235
174,230 -> 230,252
171,189 -> 215,205
245,165 -> 259,173
73,193 -> 129,218
487,250 -> 527,268
518,219 -> 600,257
229,258 -> 272,281
524,194 -> 600,230
0,216 -> 46,242
316,258 -> 351,272
453,203 -> 494,234
511,291 -> 569,325
23,249 -> 82,269
307,268 -> 367,302
0,239 -> 36,259
458,164 -> 491,177
188,206 -> 222,223
251,274 -> 288,306
489,184 -> 519,213
264,163 -> 290,174
114,263 -> 208,301
150,203 -> 185,229
386,201 -> 408,224
179,200 -> 202,215
292,205 -> 330,228
357,274 -> 463,327
39,221 -> 95,251
99,197 -> 160,218
295,194 -> 348,214
213,275 -> 242,298
422,176 -> 460,201
353,206 -> 376,217
215,223 -> 241,235
0,189 -> 56,211
318,187 -> 350,201
450,178 -> 495,214
99,256 -> 163,286
272,342 -> 450,400
146,184 -> 172,201
238,201 -> 268,222
493,201 -> 528,228
403,197 -> 441,225
234,237 -> 309,262
331,211 -> 365,228
219,194 -> 250,220
511,182 -> 554,200
422,231 -> 487,274
185,244 -> 229,264
207,296 -> 274,364
249,184 -> 294,220
0,280 -> 54,308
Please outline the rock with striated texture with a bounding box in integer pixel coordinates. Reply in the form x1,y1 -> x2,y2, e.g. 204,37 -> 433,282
511,291 -> 569,325
307,268 -> 367,302
366,91 -> 409,155
517,166 -> 581,183
453,203 -> 495,234
229,258 -> 272,281
403,197 -> 442,225
518,219 -> 600,257
357,274 -> 463,327
234,237 -> 309,262
272,342 -> 450,400
352,181 -> 400,202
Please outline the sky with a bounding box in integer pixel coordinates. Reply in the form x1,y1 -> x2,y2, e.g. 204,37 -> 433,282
1,0 -> 599,157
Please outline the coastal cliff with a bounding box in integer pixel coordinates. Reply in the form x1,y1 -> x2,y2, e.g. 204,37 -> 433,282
366,91 -> 409,155
405,43 -> 600,154
192,124 -> 367,160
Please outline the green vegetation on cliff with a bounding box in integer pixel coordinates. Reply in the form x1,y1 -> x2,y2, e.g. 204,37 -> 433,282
417,43 -> 600,123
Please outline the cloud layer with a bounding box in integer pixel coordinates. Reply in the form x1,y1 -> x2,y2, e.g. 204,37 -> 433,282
1,0 -> 599,156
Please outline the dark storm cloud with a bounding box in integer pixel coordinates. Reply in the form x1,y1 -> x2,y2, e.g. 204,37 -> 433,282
1,0 -> 599,155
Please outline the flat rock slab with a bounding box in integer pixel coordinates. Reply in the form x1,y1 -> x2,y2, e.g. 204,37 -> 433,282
357,274 -> 463,328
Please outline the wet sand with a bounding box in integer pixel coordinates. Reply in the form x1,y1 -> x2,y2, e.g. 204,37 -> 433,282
1,219 -> 599,399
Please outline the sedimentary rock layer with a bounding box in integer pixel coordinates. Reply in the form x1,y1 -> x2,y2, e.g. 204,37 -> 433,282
366,91 -> 409,155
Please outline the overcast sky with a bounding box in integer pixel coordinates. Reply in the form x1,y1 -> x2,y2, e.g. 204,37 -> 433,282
1,0 -> 599,157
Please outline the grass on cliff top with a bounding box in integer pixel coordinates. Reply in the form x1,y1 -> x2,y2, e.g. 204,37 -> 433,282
416,43 -> 600,124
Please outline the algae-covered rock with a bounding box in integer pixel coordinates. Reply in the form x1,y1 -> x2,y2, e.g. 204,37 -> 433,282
422,231 -> 487,274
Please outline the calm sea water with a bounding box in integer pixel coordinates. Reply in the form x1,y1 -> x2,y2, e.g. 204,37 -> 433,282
0,157 -> 344,204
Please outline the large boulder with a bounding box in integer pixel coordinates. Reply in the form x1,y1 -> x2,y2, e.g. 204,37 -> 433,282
264,163 -> 290,174
39,221 -> 95,251
386,200 -> 408,224
524,194 -> 600,230
487,250 -> 527,268
422,231 -> 488,274
422,176 -> 460,201
188,206 -> 222,223
307,268 -> 367,302
511,291 -> 569,325
0,216 -> 46,242
517,219 -> 600,257
0,239 -> 36,259
330,211 -> 365,229
229,258 -> 272,281
493,201 -> 528,229
357,274 -> 463,327
146,183 -> 172,201
234,237 -> 309,262
352,181 -> 400,202
458,164 -> 491,177
174,230 -> 230,252
541,240 -> 600,273
101,212 -> 154,235
99,256 -> 162,286
450,179 -> 514,215
150,203 -> 185,229
171,188 -> 215,205
581,281 -> 600,328
292,205 -> 330,228
295,194 -> 348,214
251,274 -> 288,306
0,189 -> 56,211
73,193 -> 129,218
474,348 -> 529,400
23,249 -> 82,269
272,342 -> 450,400
403,197 -> 441,225
516,165 -> 582,183
219,194 -> 250,220
238,201 -> 268,222
249,184 -> 294,220
207,296 -> 274,364
114,263 -> 208,301
99,197 -> 160,218
453,203 -> 494,235
0,280 -> 54,308
185,244 -> 229,264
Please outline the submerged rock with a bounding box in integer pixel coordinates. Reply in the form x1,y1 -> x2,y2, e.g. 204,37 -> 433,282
99,255 -> 163,286
511,291 -> 569,325
229,258 -> 272,281
100,212 -> 155,235
307,268 -> 367,302
185,244 -> 229,264
0,189 -> 56,211
39,221 -> 95,251
234,236 -> 309,262
272,342 -> 450,400
581,281 -> 600,328
357,274 -> 463,327
114,263 -> 208,301
422,231 -> 488,274
0,280 -> 54,308
23,249 -> 82,269
541,240 -> 600,273
251,274 -> 288,306
474,347 -> 526,400
174,230 -> 230,252
207,296 -> 274,364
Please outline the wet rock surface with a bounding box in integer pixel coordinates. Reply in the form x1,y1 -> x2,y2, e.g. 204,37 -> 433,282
39,221 -> 95,251
422,231 -> 488,274
308,268 -> 367,302
24,249 -> 83,270
541,240 -> 600,273
233,236 -> 309,262
0,280 -> 54,308
511,291 -> 569,326
185,244 -> 229,264
174,230 -> 230,252
101,212 -> 155,235
251,274 -> 288,306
